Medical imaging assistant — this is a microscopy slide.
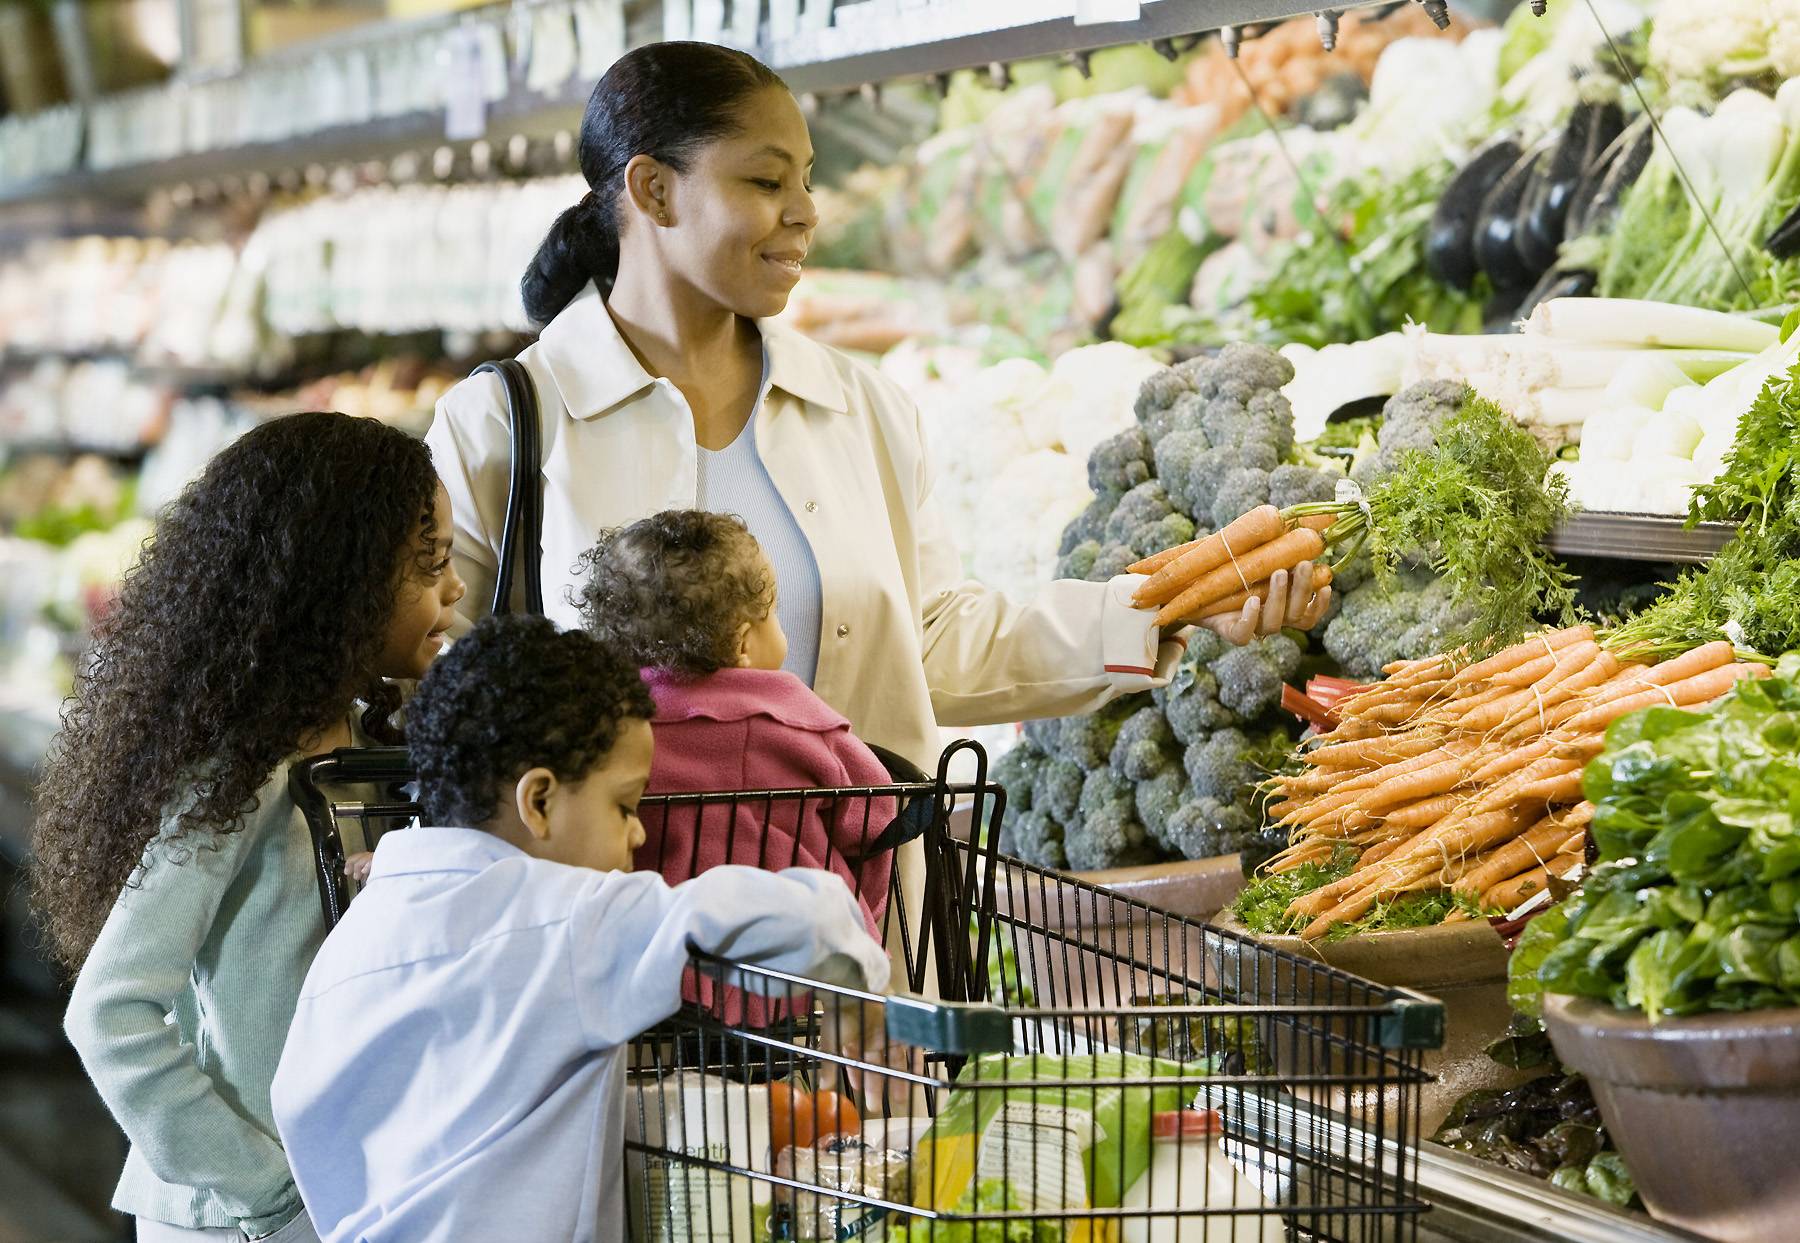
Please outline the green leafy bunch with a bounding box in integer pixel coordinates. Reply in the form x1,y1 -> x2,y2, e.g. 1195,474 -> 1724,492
1295,390 -> 1579,656
900,1180 -> 1062,1243
1610,357 -> 1800,659
1513,654 -> 1800,1021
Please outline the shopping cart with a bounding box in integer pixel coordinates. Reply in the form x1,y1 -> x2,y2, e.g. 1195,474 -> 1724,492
623,741 -> 1447,1243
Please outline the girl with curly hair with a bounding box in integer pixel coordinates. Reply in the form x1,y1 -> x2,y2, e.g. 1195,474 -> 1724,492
33,412 -> 466,1242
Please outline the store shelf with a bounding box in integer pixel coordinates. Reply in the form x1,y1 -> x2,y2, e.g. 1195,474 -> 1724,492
0,0 -> 1413,208
1546,513 -> 1735,564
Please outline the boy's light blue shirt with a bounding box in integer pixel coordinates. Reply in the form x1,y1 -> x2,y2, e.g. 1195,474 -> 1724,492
270,827 -> 889,1243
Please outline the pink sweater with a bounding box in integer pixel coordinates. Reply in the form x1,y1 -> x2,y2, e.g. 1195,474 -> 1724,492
637,667 -> 898,936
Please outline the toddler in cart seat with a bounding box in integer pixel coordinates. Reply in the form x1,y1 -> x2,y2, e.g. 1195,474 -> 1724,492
270,614 -> 889,1243
580,510 -> 899,938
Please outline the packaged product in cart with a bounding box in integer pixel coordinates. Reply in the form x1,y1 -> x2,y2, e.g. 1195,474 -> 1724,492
1117,1108 -> 1282,1242
625,1070 -> 771,1243
909,1052 -> 1204,1243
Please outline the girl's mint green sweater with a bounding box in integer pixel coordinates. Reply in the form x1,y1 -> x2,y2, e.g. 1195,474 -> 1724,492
65,756 -> 328,1235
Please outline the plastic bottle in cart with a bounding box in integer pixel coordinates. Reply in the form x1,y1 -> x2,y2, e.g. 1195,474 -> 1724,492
1119,1109 -> 1282,1243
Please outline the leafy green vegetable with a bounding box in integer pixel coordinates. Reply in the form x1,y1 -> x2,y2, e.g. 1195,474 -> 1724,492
1308,414 -> 1382,455
1522,653 -> 1800,1020
1610,358 -> 1800,658
1297,391 -> 1579,655
901,1179 -> 1061,1243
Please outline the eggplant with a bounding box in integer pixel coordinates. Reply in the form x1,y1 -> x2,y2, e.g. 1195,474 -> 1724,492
1476,144 -> 1549,289
1514,147 -> 1562,275
1427,138 -> 1524,290
1566,117 -> 1653,240
1522,98 -> 1627,265
1768,201 -> 1800,260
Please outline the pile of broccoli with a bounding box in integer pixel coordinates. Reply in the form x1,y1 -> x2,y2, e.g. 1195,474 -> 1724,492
1056,344 -> 1339,584
1322,380 -> 1473,678
994,625 -> 1301,872
993,356 -> 1470,873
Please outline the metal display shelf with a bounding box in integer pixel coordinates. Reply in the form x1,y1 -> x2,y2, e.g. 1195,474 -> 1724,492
1546,512 -> 1736,564
0,0 -> 1414,208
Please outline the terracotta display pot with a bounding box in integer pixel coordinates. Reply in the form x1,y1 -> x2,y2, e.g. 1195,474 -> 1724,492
1073,854 -> 1247,923
1210,915 -> 1534,1132
1543,994 -> 1800,1243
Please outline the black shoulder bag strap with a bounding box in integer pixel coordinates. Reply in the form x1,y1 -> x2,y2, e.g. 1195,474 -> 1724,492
472,358 -> 545,616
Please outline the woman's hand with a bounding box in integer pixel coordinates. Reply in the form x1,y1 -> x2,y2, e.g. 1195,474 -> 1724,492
1196,561 -> 1333,645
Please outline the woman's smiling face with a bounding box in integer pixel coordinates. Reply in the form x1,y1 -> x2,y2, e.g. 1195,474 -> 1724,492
660,86 -> 819,319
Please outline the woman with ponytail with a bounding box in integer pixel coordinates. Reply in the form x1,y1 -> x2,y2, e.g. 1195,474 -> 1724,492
428,41 -> 1328,774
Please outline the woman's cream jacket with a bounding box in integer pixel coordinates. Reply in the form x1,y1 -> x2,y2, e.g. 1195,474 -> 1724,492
426,285 -> 1180,768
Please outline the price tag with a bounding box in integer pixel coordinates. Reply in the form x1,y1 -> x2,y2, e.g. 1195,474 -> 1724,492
443,27 -> 487,141
1075,0 -> 1140,23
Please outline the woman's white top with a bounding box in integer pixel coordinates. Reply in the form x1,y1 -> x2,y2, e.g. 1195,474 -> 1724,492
425,283 -> 1179,768
695,355 -> 823,686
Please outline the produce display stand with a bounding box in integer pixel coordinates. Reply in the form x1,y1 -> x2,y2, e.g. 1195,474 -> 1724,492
1545,513 -> 1735,564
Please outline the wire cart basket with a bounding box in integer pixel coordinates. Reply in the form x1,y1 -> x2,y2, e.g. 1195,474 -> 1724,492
291,740 -> 1446,1242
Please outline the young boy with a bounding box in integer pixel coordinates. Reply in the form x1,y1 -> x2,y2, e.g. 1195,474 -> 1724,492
270,615 -> 890,1243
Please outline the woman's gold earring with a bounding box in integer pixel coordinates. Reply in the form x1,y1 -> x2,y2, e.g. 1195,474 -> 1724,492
658,211 -> 670,224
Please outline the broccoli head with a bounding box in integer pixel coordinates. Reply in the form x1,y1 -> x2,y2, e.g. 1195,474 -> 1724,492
1110,705 -> 1178,781
990,743 -> 1046,815
1153,429 -> 1214,519
1213,634 -> 1302,718
1159,796 -> 1257,861
1132,511 -> 1196,560
1191,343 -> 1295,406
1055,539 -> 1101,582
1209,467 -> 1274,531
1001,808 -> 1068,870
1266,463 -> 1340,510
1184,725 -> 1294,804
1087,542 -> 1140,582
1103,481 -> 1174,546
1057,696 -> 1139,769
1088,426 -> 1154,495
1057,493 -> 1118,557
1033,756 -> 1086,824
1134,769 -> 1188,841
1021,718 -> 1062,753
1323,567 -> 1471,679
1134,367 -> 1197,444
1067,767 -> 1157,870
1158,671 -> 1239,744
1352,379 -> 1465,485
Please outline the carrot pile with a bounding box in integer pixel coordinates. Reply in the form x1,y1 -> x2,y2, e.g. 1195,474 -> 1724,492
1129,504 -> 1336,626
1260,628 -> 1769,940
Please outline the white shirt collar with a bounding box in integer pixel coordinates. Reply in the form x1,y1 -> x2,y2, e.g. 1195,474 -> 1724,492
367,826 -> 526,880
535,284 -> 848,420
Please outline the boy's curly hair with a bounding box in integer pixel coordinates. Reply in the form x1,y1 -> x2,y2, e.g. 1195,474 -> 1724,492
409,614 -> 655,828
31,412 -> 439,973
577,510 -> 773,676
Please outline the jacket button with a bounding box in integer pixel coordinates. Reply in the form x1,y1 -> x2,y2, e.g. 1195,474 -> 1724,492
805,501 -> 818,513
836,624 -> 850,638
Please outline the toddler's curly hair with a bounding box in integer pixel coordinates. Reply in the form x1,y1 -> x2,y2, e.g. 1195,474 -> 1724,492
578,510 -> 772,676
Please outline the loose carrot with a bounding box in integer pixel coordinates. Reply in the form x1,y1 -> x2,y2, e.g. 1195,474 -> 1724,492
1301,730 -> 1447,769
1562,662 -> 1764,734
1497,650 -> 1622,741
1354,749 -> 1484,814
1492,649 -> 1563,688
1154,527 -> 1327,626
1388,804 -> 1540,869
1448,626 -> 1593,688
1469,735 -> 1560,785
1453,813 -> 1580,898
1336,740 -> 1478,797
1464,753 -> 1586,818
1133,505 -> 1285,607
1382,792 -> 1463,829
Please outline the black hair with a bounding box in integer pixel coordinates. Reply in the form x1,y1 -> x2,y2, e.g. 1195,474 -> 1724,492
32,412 -> 438,972
520,41 -> 786,324
409,614 -> 655,828
577,510 -> 773,677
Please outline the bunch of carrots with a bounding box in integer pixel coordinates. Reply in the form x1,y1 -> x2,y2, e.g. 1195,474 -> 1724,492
1128,504 -> 1338,624
1260,627 -> 1768,940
